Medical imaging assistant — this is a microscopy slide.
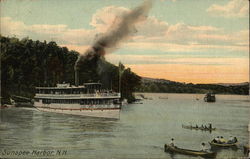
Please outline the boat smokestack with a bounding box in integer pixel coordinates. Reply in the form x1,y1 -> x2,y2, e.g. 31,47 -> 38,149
75,70 -> 79,87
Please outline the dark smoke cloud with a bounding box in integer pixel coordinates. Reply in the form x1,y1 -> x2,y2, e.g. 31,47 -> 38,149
74,0 -> 152,71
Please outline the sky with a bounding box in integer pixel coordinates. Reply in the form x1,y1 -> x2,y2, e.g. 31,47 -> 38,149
0,0 -> 249,84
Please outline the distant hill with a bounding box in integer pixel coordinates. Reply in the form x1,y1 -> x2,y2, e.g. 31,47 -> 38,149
141,77 -> 177,84
137,77 -> 249,95
215,82 -> 249,87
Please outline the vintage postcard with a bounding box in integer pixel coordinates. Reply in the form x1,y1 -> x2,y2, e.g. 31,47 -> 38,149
0,0 -> 249,158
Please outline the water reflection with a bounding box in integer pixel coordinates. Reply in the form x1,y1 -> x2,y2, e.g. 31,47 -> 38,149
0,108 -> 118,150
0,94 -> 249,159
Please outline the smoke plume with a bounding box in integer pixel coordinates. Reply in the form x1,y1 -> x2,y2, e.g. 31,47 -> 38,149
74,0 -> 152,71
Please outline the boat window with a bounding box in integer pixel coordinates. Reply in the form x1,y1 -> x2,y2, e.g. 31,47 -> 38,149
42,99 -> 51,104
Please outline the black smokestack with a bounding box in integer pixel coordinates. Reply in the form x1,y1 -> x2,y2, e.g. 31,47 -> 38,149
74,0 -> 152,84
75,70 -> 79,86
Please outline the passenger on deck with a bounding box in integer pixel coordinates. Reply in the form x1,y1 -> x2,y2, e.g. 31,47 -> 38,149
170,138 -> 175,147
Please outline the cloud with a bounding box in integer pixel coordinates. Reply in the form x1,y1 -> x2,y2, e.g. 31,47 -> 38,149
106,54 -> 247,66
136,16 -> 169,36
0,17 -> 26,36
160,0 -> 176,2
0,5 -> 248,56
90,6 -> 129,33
124,41 -> 248,54
1,4 -> 248,83
135,20 -> 248,46
0,17 -> 96,48
207,0 -> 249,18
132,19 -> 248,53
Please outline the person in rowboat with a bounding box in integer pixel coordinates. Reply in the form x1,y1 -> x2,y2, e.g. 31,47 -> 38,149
201,143 -> 208,152
209,123 -> 212,129
204,125 -> 208,130
212,136 -> 220,143
227,136 -> 237,144
201,124 -> 204,129
219,136 -> 226,143
227,136 -> 234,143
170,138 -> 175,147
233,137 -> 238,143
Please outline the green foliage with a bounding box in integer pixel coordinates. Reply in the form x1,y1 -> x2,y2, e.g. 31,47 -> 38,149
137,79 -> 249,95
121,68 -> 141,102
0,35 -> 141,104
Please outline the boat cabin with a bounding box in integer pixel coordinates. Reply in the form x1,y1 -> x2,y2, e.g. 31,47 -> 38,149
34,82 -> 120,106
36,83 -> 102,95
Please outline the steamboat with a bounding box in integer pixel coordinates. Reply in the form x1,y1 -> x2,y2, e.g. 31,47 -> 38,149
34,81 -> 121,119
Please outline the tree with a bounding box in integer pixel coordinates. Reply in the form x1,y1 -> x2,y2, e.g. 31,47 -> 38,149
0,35 -> 142,104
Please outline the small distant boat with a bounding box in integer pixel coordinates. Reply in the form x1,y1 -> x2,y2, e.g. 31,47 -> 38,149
164,144 -> 217,158
159,97 -> 168,99
0,104 -> 15,109
134,102 -> 143,104
0,105 -> 8,109
182,124 -> 216,131
137,94 -> 152,100
204,93 -> 216,102
209,141 -> 238,147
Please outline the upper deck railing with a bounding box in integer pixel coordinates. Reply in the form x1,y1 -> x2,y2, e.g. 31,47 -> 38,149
35,93 -> 121,99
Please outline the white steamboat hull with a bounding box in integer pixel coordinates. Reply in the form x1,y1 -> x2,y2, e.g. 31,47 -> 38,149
36,106 -> 120,119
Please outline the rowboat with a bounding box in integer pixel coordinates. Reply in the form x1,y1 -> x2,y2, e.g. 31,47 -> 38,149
209,141 -> 238,147
0,104 -> 15,109
164,144 -> 217,158
182,124 -> 216,131
0,105 -> 7,109
243,145 -> 249,155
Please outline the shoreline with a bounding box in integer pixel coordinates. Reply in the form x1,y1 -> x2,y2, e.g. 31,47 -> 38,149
134,92 -> 250,96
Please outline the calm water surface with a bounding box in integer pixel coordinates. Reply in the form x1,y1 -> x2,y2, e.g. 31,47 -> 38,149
0,93 -> 249,159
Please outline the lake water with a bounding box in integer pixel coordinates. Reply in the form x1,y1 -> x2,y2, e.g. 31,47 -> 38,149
0,93 -> 249,159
